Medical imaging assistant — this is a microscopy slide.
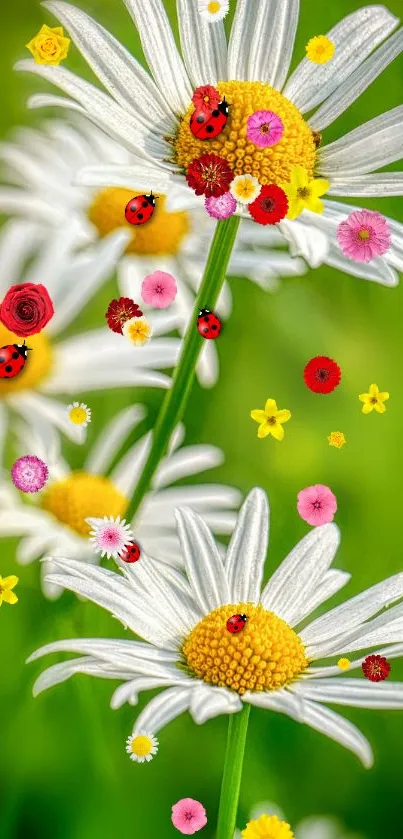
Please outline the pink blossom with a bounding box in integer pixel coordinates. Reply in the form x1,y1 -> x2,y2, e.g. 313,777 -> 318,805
141,270 -> 177,308
11,455 -> 49,493
171,798 -> 207,835
247,110 -> 284,148
337,210 -> 391,263
205,192 -> 237,219
297,484 -> 337,526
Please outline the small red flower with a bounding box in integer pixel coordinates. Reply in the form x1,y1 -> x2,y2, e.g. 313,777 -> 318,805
0,282 -> 54,337
304,356 -> 341,394
362,654 -> 391,682
248,184 -> 288,226
186,153 -> 233,198
192,84 -> 220,114
105,297 -> 143,334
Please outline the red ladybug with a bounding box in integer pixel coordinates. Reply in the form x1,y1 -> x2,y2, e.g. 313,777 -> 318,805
190,99 -> 229,140
120,541 -> 141,563
125,193 -> 156,226
226,614 -> 247,634
0,342 -> 31,379
197,309 -> 222,340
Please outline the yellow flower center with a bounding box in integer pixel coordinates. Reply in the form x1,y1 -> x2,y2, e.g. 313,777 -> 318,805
182,603 -> 307,695
175,81 -> 316,185
68,406 -> 87,425
41,471 -> 127,536
130,735 -> 154,758
358,228 -> 371,241
242,814 -> 295,839
207,1 -> 221,12
0,325 -> 53,396
88,188 -> 189,256
297,187 -> 310,199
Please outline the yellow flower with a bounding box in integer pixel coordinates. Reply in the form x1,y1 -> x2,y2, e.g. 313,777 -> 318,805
66,402 -> 91,427
306,35 -> 335,64
359,384 -> 389,414
338,657 -> 351,671
26,25 -> 70,65
281,166 -> 330,220
251,398 -> 291,441
0,575 -> 19,606
242,814 -> 295,839
122,316 -> 152,346
328,431 -> 346,449
230,174 -> 261,205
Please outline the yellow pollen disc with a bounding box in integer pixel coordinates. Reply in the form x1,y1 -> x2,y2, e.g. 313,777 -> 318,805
88,188 -> 189,256
358,228 -> 371,241
68,407 -> 87,425
175,81 -> 316,186
130,735 -> 153,757
338,657 -> 351,671
208,1 -> 221,11
182,603 -> 308,695
0,324 -> 53,396
41,471 -> 127,536
242,814 -> 295,839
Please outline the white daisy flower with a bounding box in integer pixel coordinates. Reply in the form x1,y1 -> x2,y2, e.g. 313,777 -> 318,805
87,515 -> 133,559
0,118 -> 305,387
27,489 -> 403,767
198,0 -> 229,23
0,405 -> 240,597
234,803 -> 364,839
66,401 -> 91,428
16,0 -> 403,287
125,731 -> 159,763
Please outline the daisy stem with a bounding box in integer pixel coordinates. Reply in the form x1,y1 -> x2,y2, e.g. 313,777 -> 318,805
126,214 -> 240,520
216,704 -> 251,839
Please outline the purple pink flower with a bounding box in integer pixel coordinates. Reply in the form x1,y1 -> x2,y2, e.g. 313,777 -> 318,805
297,484 -> 337,526
171,798 -> 207,835
141,270 -> 177,308
11,455 -> 49,493
337,210 -> 391,263
205,192 -> 237,219
247,110 -> 284,148
86,515 -> 132,559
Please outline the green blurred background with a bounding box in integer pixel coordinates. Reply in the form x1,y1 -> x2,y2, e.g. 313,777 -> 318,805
1,1 -> 403,837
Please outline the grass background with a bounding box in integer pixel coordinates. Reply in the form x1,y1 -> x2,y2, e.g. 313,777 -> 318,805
1,1 -> 403,837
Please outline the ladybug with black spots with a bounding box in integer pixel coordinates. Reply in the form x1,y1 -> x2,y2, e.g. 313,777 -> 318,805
0,342 -> 31,379
125,193 -> 156,226
190,99 -> 230,140
120,541 -> 141,563
197,308 -> 222,340
226,614 -> 247,634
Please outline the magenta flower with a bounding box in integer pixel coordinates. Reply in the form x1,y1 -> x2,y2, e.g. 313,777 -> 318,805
11,455 -> 49,493
141,270 -> 177,308
205,192 -> 237,220
171,798 -> 207,835
297,484 -> 337,526
337,210 -> 391,263
247,110 -> 284,148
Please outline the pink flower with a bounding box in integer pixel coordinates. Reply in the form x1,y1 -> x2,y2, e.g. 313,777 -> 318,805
247,110 -> 284,148
11,455 -> 48,493
205,192 -> 237,219
171,798 -> 207,835
141,271 -> 177,308
297,484 -> 337,526
337,210 -> 391,263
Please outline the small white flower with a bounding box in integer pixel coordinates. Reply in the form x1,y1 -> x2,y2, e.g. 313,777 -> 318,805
125,731 -> 159,763
230,175 -> 262,205
87,515 -> 133,559
66,402 -> 91,428
198,0 -> 229,22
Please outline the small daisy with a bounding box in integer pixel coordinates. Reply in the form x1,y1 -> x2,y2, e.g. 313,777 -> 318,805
359,384 -> 389,414
122,315 -> 152,346
141,271 -> 177,309
125,731 -> 158,763
246,110 -> 284,148
28,489 -> 403,767
87,515 -> 132,559
66,402 -> 91,428
11,454 -> 49,493
0,574 -> 19,606
305,36 -> 335,64
328,431 -> 346,449
338,658 -> 351,671
297,485 -> 337,527
172,798 -> 207,835
198,0 -> 229,23
230,175 -> 261,206
337,210 -> 391,263
205,192 -> 237,220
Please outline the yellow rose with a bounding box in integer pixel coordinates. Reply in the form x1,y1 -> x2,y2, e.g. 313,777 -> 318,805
26,24 -> 70,66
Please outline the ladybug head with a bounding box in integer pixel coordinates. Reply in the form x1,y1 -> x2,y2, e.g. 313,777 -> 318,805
218,98 -> 229,116
15,341 -> 32,359
240,614 -> 247,622
199,308 -> 211,316
145,192 -> 157,207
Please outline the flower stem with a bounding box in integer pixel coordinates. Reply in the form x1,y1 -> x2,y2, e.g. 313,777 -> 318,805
126,214 -> 240,521
216,704 -> 251,839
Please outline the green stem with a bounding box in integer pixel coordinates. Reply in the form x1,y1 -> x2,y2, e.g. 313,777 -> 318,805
216,704 -> 251,839
126,214 -> 240,521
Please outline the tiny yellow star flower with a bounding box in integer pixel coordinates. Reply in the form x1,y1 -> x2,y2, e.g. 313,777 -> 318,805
281,166 -> 330,220
0,575 -> 19,606
338,657 -> 351,671
242,814 -> 295,839
328,431 -> 346,449
251,398 -> 291,441
26,25 -> 70,65
122,316 -> 152,346
306,35 -> 335,64
359,384 -> 389,414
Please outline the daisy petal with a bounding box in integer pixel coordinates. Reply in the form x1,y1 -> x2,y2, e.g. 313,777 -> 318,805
225,488 -> 269,603
27,637 -> 178,666
327,172 -> 403,197
33,657 -> 126,697
292,678 -> 403,709
132,686 -> 192,735
177,0 -> 227,87
111,676 -> 188,709
175,507 -> 230,611
248,0 -> 299,90
85,405 -> 146,475
227,0 -> 254,80
318,106 -> 403,177
294,570 -> 351,626
152,445 -> 224,490
75,163 -> 170,191
190,685 -> 242,724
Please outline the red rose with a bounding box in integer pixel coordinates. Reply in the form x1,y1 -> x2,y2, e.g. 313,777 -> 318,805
0,283 -> 54,337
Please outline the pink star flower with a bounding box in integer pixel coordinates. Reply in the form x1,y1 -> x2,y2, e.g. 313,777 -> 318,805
171,798 -> 207,835
141,270 -> 177,308
337,210 -> 391,263
297,484 -> 337,526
